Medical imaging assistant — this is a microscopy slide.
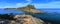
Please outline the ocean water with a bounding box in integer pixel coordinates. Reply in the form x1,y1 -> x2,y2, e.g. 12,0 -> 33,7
0,9 -> 60,24
0,9 -> 60,14
37,9 -> 60,24
0,9 -> 25,15
38,9 -> 60,13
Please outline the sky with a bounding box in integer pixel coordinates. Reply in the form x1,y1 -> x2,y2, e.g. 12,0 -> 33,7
0,0 -> 60,9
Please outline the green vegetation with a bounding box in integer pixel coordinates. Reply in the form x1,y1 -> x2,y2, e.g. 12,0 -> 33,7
17,4 -> 36,10
26,5 -> 36,9
17,4 -> 44,14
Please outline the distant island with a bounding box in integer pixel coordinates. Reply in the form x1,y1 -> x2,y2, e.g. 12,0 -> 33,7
4,8 -> 16,10
17,4 -> 44,14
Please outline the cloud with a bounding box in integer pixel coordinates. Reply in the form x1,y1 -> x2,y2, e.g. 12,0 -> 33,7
33,1 -> 60,8
0,1 -> 60,9
26,0 -> 32,4
16,0 -> 32,7
48,1 -> 60,4
16,3 -> 29,7
3,6 -> 16,8
26,0 -> 31,2
0,3 -> 31,8
0,7 -> 3,8
0,3 -> 17,8
0,6 -> 17,8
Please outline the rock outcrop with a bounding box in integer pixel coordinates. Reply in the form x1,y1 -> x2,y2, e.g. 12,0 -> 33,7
9,14 -> 45,24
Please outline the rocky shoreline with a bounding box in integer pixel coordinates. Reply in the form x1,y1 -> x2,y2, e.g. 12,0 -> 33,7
0,14 -> 46,24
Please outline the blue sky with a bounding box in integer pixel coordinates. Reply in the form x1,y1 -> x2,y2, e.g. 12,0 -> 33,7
0,0 -> 60,9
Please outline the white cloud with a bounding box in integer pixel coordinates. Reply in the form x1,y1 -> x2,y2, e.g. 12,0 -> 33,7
0,0 -> 32,8
4,6 -> 13,8
0,7 -> 3,8
0,1 -> 60,9
16,0 -> 32,7
26,0 -> 32,4
33,1 -> 60,8
0,6 -> 17,8
16,3 -> 28,7
48,1 -> 60,4
0,3 -> 31,8
26,0 -> 31,2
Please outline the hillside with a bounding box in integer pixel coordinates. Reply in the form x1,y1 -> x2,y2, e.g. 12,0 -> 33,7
17,5 -> 44,14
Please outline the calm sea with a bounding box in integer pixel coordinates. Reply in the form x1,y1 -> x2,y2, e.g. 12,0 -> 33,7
0,9 -> 60,14
0,9 -> 25,15
0,9 -> 60,24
